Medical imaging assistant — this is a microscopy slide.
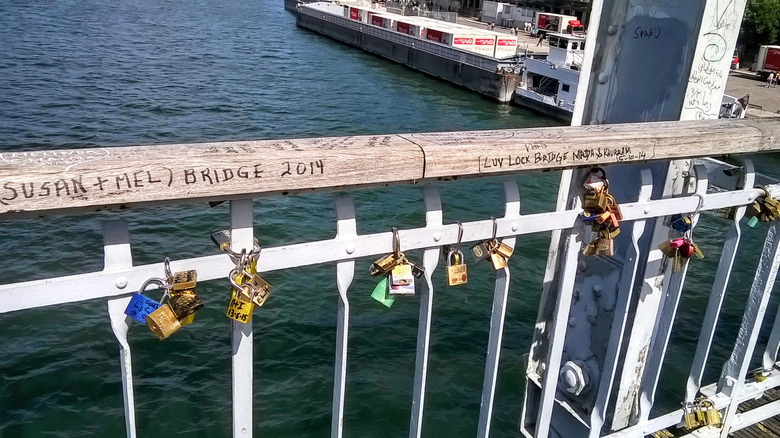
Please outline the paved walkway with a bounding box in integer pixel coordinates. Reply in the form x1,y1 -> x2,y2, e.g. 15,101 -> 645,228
725,69 -> 780,117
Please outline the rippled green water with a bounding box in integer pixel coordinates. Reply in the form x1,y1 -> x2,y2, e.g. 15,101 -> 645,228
1,0 -> 778,437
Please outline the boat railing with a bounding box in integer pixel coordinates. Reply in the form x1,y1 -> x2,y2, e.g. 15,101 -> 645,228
299,4 -> 501,71
2,118 -> 780,437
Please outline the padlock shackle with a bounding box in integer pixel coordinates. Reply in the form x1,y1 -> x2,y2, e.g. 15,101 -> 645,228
490,216 -> 498,242
391,227 -> 402,258
138,277 -> 171,304
454,221 -> 464,254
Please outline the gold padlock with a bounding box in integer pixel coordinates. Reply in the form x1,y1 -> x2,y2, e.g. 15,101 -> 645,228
583,190 -> 608,212
168,288 -> 204,320
699,399 -> 722,426
369,253 -> 402,277
445,250 -> 468,286
145,304 -> 182,340
489,252 -> 508,270
245,274 -> 273,307
595,237 -> 614,256
493,240 -> 513,259
171,270 -> 197,291
682,402 -> 702,430
471,241 -> 494,261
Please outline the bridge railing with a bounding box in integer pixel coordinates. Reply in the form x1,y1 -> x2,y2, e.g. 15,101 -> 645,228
1,118 -> 780,438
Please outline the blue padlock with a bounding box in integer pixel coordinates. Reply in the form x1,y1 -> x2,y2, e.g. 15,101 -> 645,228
670,214 -> 692,232
579,210 -> 598,223
124,278 -> 168,324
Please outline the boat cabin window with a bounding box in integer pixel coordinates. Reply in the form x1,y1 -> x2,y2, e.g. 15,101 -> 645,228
549,36 -> 559,47
562,84 -> 570,92
572,42 -> 578,50
557,38 -> 568,49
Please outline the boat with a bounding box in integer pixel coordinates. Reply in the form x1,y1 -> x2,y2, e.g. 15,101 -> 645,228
513,32 -> 749,121
512,32 -> 583,122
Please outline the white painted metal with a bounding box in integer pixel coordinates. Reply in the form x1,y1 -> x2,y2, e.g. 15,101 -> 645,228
588,169 -> 654,438
763,302 -> 780,371
230,199 -> 255,438
717,221 -> 780,437
533,180 -> 584,438
409,187 -> 442,438
686,160 -> 755,402
477,180 -> 521,438
638,166 -> 709,423
108,297 -> 136,438
611,162 -> 680,430
679,0 -> 747,120
103,219 -> 137,438
1,188 -> 775,316
332,195 -> 356,438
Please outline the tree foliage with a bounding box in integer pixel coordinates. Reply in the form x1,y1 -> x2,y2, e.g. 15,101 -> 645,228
742,0 -> 780,47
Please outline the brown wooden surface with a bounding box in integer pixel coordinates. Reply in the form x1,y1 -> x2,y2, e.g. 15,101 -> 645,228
1,118 -> 779,217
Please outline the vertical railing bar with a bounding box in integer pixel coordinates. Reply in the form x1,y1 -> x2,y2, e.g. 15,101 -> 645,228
103,219 -> 137,438
588,169 -> 654,437
638,165 -> 709,422
230,199 -> 255,438
762,303 -> 780,371
611,161 -> 680,430
409,187 -> 442,438
534,178 -> 584,438
717,221 -> 780,437
685,160 -> 755,402
332,195 -> 357,438
476,179 -> 521,438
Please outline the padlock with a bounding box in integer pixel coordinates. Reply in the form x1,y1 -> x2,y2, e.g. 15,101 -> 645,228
388,263 -> 415,295
244,274 -> 273,307
370,276 -> 394,308
658,239 -> 679,258
582,239 -> 598,256
471,241 -> 495,262
170,270 -> 197,291
698,400 -> 721,426
600,227 -> 620,239
678,240 -> 695,259
669,214 -> 693,232
607,195 -> 623,221
145,304 -> 182,340
493,240 -> 514,260
579,210 -> 598,223
597,211 -> 619,229
226,289 -> 254,323
583,169 -> 607,192
369,253 -> 403,277
682,402 -> 702,430
124,277 -> 167,324
489,252 -> 508,269
583,190 -> 608,212
211,230 -> 233,251
595,237 -> 614,256
446,250 -> 468,286
168,288 -> 204,320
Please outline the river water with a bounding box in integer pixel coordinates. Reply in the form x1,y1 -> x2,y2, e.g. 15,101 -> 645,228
0,0 -> 777,437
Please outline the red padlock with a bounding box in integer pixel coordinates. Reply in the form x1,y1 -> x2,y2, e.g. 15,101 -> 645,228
678,239 -> 695,258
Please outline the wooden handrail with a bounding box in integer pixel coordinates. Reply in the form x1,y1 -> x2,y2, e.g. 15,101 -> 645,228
1,118 -> 778,217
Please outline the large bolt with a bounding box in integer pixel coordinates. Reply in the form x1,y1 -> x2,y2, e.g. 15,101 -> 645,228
559,361 -> 590,396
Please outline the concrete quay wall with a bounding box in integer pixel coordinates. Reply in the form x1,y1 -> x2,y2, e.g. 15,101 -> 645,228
297,8 -> 517,102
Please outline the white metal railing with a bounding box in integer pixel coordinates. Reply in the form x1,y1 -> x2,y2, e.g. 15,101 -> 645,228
2,120 -> 780,438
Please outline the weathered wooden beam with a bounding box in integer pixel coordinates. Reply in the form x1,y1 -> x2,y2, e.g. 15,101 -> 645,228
1,118 -> 778,217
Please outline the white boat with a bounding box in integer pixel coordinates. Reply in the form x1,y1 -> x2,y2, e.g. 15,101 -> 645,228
513,32 -> 584,122
513,32 -> 749,121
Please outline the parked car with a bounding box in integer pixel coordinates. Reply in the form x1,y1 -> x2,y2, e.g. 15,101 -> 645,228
731,49 -> 739,69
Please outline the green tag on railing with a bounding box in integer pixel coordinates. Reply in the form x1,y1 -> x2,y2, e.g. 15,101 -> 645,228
748,216 -> 759,228
370,277 -> 394,308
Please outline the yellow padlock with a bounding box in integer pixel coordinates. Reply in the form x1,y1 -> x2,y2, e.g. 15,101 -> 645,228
145,304 -> 182,340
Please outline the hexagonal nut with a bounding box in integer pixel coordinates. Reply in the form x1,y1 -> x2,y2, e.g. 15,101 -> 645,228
559,361 -> 590,396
